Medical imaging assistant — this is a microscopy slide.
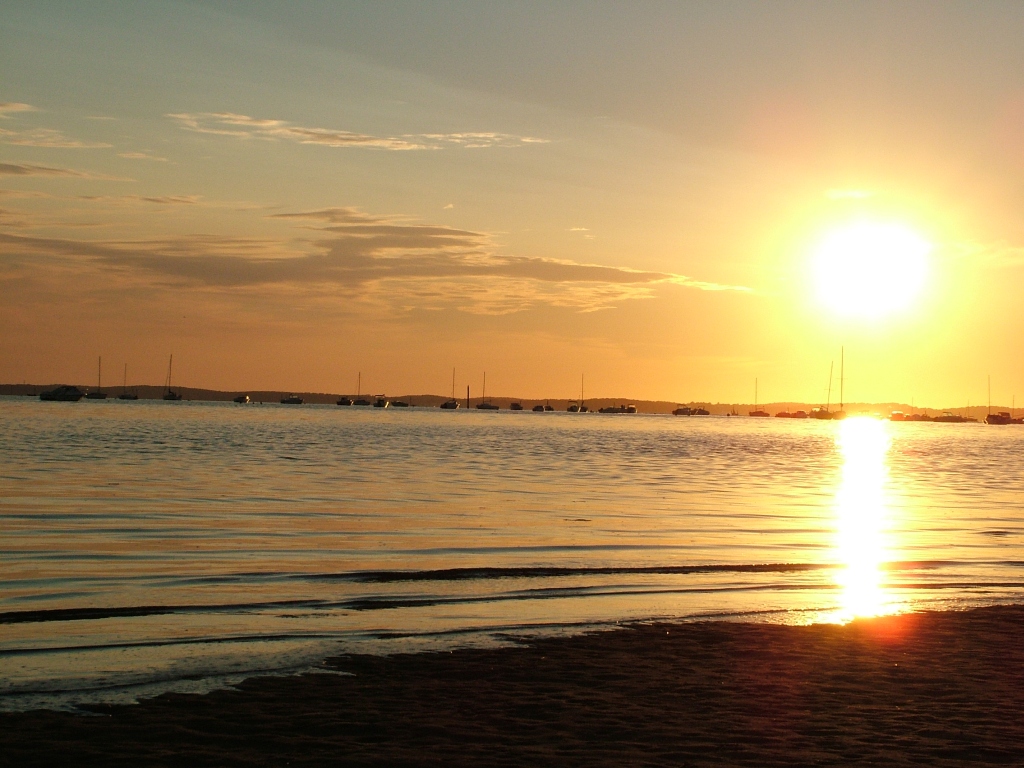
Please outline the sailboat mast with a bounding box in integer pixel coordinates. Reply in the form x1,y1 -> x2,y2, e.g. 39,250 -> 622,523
123,363 -> 127,393
988,375 -> 991,416
357,371 -> 361,398
581,373 -> 584,404
168,354 -> 173,392
483,372 -> 486,403
451,368 -> 455,400
826,361 -> 833,412
840,347 -> 844,411
98,356 -> 102,391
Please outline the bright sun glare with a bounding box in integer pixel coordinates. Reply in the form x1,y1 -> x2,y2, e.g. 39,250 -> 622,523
812,222 -> 932,320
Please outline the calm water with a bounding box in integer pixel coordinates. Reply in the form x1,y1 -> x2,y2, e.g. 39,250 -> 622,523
2,397 -> 1023,711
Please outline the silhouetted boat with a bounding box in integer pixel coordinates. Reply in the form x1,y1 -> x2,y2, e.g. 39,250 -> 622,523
567,402 -> 580,412
440,367 -> 460,409
510,402 -> 523,411
163,355 -> 182,400
691,407 -> 709,416
85,357 -> 108,399
233,394 -> 250,404
337,397 -> 353,406
392,400 -> 410,407
374,396 -> 389,408
987,411 -> 1013,425
599,404 -> 636,414
934,411 -> 965,423
532,404 -> 545,412
748,378 -> 769,417
544,404 -> 554,412
475,372 -> 498,409
673,406 -> 691,416
118,363 -> 138,400
281,395 -> 303,404
39,385 -> 84,402
354,398 -> 372,406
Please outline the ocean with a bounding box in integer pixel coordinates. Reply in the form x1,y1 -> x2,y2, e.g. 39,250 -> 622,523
2,397 -> 1023,711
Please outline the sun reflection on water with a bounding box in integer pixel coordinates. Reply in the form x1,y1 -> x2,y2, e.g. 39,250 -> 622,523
833,417 -> 895,621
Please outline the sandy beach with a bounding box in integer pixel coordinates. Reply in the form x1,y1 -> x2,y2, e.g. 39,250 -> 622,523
3,605 -> 1023,766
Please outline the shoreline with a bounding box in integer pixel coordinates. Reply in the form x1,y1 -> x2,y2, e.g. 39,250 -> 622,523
3,604 -> 1023,766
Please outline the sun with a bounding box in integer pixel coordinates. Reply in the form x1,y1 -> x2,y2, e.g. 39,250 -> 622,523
811,221 -> 931,320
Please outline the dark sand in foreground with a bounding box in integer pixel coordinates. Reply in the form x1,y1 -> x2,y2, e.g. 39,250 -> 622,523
3,605 -> 1024,766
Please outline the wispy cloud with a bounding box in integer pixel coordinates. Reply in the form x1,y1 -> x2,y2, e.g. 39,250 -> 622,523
0,162 -> 130,181
0,127 -> 111,149
167,112 -> 548,151
0,207 -> 746,315
0,102 -> 36,118
118,151 -> 167,161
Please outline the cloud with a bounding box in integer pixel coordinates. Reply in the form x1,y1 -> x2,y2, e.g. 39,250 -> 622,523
0,162 -> 87,177
0,162 -> 131,181
167,112 -> 548,150
0,126 -> 111,148
119,151 -> 168,161
0,102 -> 36,118
77,194 -> 201,206
0,207 -> 746,315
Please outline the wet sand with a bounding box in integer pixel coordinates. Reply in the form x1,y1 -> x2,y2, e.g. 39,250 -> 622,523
3,605 -> 1023,767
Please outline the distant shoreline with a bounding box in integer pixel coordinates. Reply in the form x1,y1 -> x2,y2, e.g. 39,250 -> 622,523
0,385 -> 1000,418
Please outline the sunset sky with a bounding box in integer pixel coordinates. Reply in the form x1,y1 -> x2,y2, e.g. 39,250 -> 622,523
3,1 -> 1024,406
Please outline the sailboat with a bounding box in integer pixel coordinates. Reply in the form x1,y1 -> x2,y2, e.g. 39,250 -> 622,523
353,372 -> 371,406
749,378 -> 769,417
118,363 -> 138,400
85,357 -> 108,399
476,372 -> 498,409
163,355 -> 182,400
568,374 -> 588,412
986,375 -> 1012,424
440,368 -> 460,409
811,361 -> 834,419
832,348 -> 848,420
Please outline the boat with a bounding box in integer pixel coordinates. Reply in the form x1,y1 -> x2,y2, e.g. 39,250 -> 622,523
510,402 -> 523,411
673,406 -> 691,416
532,404 -> 545,412
281,395 -> 303,404
354,398 -> 372,406
987,411 -> 1013,425
163,355 -> 182,400
691,407 -> 709,416
810,360 -> 835,419
567,402 -> 580,413
440,368 -> 460,409
569,375 -> 587,413
336,397 -> 352,406
85,357 -> 108,399
544,403 -> 554,412
39,385 -> 84,402
118,363 -> 138,400
749,378 -> 769,417
233,394 -> 250,404
475,372 -> 499,409
934,411 -> 965,423
832,348 -> 847,420
374,396 -> 389,408
392,400 -> 410,407
598,404 -> 636,414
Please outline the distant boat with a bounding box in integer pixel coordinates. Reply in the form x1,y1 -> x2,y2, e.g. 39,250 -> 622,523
569,375 -> 587,413
987,411 -> 1013,425
374,396 -> 389,408
691,407 -> 710,416
85,356 -> 108,399
39,385 -> 84,402
544,403 -> 555,412
233,394 -> 250,404
392,400 -> 410,407
934,411 -> 965,423
749,378 -> 770,417
532,404 -> 545,412
163,355 -> 182,400
510,402 -> 523,411
440,367 -> 460,409
475,372 -> 499,409
281,395 -> 303,405
337,397 -> 353,406
598,404 -> 636,414
118,363 -> 138,400
673,406 -> 691,416
567,402 -> 580,412
354,398 -> 372,406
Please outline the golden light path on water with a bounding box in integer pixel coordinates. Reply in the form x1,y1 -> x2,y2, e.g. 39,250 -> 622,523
833,416 -> 898,621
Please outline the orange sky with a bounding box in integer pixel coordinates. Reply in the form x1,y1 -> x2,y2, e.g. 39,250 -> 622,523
3,2 -> 1024,406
